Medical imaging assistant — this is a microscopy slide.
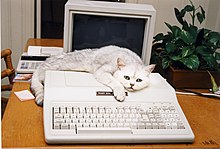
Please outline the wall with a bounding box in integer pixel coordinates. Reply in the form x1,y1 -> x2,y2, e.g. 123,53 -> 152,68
206,0 -> 220,32
1,0 -> 34,69
1,0 -> 34,97
126,0 -> 220,34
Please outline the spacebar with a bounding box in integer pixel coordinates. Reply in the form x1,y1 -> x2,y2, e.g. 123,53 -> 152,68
77,127 -> 132,134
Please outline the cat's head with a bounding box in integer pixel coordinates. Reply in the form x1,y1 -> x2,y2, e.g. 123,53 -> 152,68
113,58 -> 155,91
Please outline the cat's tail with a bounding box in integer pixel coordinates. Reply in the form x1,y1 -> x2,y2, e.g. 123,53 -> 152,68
31,68 -> 45,106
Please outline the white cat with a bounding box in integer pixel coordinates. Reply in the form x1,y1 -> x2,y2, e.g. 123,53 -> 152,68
31,45 -> 155,106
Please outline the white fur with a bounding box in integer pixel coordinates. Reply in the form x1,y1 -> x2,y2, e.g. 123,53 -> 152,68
31,45 -> 155,106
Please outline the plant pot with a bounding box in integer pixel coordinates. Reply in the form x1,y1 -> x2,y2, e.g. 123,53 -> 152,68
156,66 -> 220,89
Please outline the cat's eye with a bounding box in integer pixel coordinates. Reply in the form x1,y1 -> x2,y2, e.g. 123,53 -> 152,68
124,76 -> 130,80
136,78 -> 142,82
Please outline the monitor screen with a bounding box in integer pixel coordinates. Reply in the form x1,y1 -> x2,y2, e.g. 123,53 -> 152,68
63,0 -> 156,64
72,14 -> 146,57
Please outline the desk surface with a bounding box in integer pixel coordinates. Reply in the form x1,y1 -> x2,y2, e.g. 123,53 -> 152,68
2,38 -> 220,148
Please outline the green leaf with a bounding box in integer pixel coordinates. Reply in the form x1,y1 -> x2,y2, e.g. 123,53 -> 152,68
165,22 -> 173,31
166,43 -> 176,53
210,38 -> 219,45
174,39 -> 186,48
170,55 -> 181,61
174,8 -> 184,25
218,39 -> 220,48
215,52 -> 220,60
196,12 -> 205,24
181,47 -> 193,58
195,28 -> 204,46
208,32 -> 220,45
207,71 -> 219,92
180,55 -> 199,71
173,27 -> 181,38
165,23 -> 182,39
179,30 -> 194,45
189,25 -> 198,39
162,58 -> 171,69
204,28 -> 211,35
153,33 -> 164,43
180,5 -> 194,18
182,21 -> 189,31
196,46 -> 212,56
200,5 -> 206,20
202,55 -> 218,70
182,5 -> 194,13
163,33 -> 173,44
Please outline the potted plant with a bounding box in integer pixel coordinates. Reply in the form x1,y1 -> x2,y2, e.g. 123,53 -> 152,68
151,0 -> 220,88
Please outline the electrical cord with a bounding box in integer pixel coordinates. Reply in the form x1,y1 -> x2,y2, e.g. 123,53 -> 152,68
175,88 -> 220,99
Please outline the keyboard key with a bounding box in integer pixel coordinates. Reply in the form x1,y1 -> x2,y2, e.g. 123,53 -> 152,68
54,123 -> 60,129
64,114 -> 70,119
130,123 -> 137,129
152,123 -> 159,129
60,108 -> 66,114
54,113 -> 62,119
171,122 -> 178,129
145,123 -> 152,129
159,123 -> 165,129
66,119 -> 72,124
95,123 -> 102,128
53,107 -> 60,113
110,123 -> 117,128
83,123 -> 90,128
137,123 -> 145,129
77,127 -> 132,134
90,123 -> 96,128
54,118 -> 64,123
61,123 -> 69,129
70,123 -> 75,129
165,122 -> 172,129
103,123 -> 110,128
178,122 -> 185,129
117,123 -> 124,128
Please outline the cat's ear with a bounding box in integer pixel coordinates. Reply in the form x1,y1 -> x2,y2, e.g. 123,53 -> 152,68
145,64 -> 156,73
117,58 -> 126,70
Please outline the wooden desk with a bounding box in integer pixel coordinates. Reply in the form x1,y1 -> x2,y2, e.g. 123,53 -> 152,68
2,38 -> 220,148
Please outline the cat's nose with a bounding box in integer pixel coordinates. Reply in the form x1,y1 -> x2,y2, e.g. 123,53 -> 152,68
130,83 -> 135,87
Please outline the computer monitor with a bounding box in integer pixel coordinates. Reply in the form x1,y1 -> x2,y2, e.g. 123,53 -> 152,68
63,0 -> 156,64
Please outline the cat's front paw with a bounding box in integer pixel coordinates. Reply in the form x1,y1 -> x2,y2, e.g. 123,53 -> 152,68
113,86 -> 126,102
35,95 -> 44,106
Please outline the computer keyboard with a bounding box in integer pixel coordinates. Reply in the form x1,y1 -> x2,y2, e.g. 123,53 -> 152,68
46,101 -> 194,143
53,102 -> 185,132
